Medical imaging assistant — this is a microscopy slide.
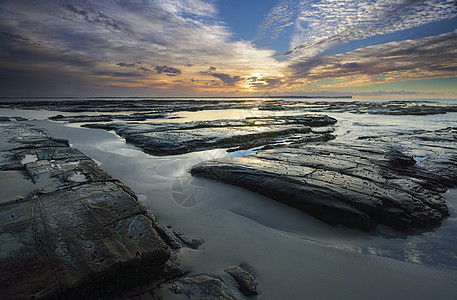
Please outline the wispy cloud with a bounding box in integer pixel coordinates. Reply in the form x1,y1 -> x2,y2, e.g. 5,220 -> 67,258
248,77 -> 284,90
257,0 -> 298,40
288,0 -> 457,57
1,0 -> 456,96
288,30 -> 457,86
155,65 -> 182,76
64,3 -> 134,35
211,73 -> 242,86
0,0 -> 278,95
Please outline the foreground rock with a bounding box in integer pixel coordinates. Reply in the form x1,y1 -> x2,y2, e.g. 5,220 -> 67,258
0,121 -> 172,298
83,115 -> 337,155
192,128 -> 457,232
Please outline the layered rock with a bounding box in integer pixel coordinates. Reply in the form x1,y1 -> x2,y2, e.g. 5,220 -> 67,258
0,121 -> 171,298
225,265 -> 258,297
83,115 -> 337,156
151,275 -> 233,300
3,98 -> 457,117
192,128 -> 457,232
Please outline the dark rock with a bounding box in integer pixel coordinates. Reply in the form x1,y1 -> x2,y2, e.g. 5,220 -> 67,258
83,114 -> 337,156
0,121 -> 172,299
152,275 -> 232,299
49,114 -> 114,122
225,265 -> 258,297
191,128 -> 457,232
48,112 -> 168,123
0,116 -> 28,122
174,231 -> 204,249
152,220 -> 182,250
386,149 -> 416,169
3,99 -> 457,116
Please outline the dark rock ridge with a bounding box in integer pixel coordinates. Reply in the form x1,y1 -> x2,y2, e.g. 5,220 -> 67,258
151,275 -> 233,299
2,98 -> 457,116
225,265 -> 258,297
49,112 -> 168,123
191,127 -> 457,232
82,115 -> 337,156
296,100 -> 457,115
0,121 -> 173,298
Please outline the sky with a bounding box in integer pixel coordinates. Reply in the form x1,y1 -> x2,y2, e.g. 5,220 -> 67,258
0,0 -> 456,98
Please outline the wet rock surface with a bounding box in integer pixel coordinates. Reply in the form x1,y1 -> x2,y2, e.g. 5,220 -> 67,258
83,114 -> 337,156
49,112 -> 168,123
296,100 -> 457,115
174,231 -> 204,249
225,265 -> 258,297
192,127 -> 457,232
0,121 -> 172,299
2,98 -> 457,116
151,275 -> 233,300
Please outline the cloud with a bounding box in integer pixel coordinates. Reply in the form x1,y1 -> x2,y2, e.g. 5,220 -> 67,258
289,0 -> 457,57
154,65 -> 182,76
112,72 -> 143,77
257,0 -> 298,40
248,76 -> 284,90
288,30 -> 457,85
200,66 -> 217,74
117,62 -> 155,73
211,73 -> 242,86
0,0 -> 278,95
116,62 -> 137,68
64,3 -> 133,35
138,66 -> 152,72
1,31 -> 29,42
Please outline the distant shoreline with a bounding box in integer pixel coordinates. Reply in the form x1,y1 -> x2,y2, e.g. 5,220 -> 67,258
0,95 -> 353,99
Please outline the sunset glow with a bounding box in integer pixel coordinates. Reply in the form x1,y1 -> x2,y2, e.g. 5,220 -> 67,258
1,0 -> 456,98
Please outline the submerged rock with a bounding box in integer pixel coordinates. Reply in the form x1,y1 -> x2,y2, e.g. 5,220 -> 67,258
0,121 -> 172,299
192,128 -> 457,232
83,114 -> 337,156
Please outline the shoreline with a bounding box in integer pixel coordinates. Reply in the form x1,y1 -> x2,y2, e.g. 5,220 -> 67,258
33,118 -> 457,299
1,103 -> 457,299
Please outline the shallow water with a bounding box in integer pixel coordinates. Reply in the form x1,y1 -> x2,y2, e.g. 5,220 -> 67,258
2,100 -> 457,299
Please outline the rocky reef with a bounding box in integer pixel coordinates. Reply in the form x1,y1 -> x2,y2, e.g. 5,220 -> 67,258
0,121 -> 174,298
83,114 -> 337,155
2,98 -> 457,117
192,127 -> 457,232
0,120 -> 264,299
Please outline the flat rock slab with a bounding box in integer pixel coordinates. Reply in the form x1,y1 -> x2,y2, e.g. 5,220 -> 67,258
192,127 -> 457,232
0,121 -> 170,299
83,115 -> 337,156
294,100 -> 457,115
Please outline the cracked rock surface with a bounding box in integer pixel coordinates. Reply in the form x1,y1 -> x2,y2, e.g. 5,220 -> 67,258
83,114 -> 337,156
0,121 -> 170,299
192,128 -> 457,232
225,265 -> 258,297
